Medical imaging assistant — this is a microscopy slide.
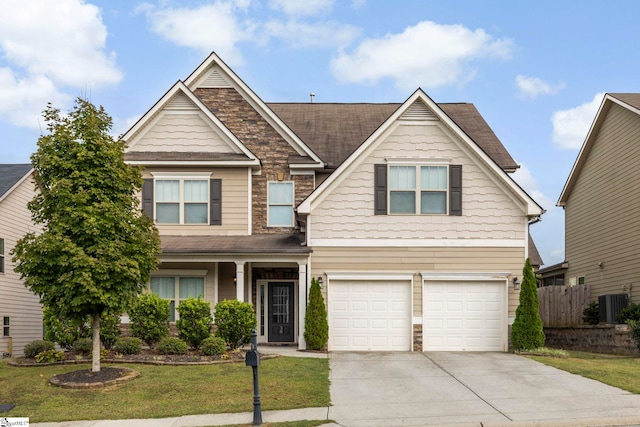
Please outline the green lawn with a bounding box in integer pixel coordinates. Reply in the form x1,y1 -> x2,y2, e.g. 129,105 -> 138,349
527,350 -> 640,393
0,357 -> 329,423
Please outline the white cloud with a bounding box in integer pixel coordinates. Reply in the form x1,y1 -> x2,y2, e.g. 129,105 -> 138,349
263,20 -> 360,48
515,75 -> 564,99
269,0 -> 334,16
142,2 -> 255,65
0,0 -> 120,129
551,93 -> 604,149
330,21 -> 512,90
512,163 -> 553,211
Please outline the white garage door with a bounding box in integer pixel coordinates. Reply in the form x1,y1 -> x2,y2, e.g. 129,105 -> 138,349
423,281 -> 505,351
329,280 -> 411,351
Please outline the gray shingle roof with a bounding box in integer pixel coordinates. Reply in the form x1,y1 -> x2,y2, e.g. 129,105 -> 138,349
161,233 -> 311,254
609,93 -> 640,110
267,102 -> 518,171
0,164 -> 32,200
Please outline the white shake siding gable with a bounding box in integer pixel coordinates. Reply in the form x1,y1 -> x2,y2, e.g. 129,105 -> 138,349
310,122 -> 527,241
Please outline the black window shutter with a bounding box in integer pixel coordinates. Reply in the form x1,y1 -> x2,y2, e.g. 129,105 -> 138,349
374,164 -> 387,215
142,179 -> 154,218
449,165 -> 462,216
210,179 -> 222,225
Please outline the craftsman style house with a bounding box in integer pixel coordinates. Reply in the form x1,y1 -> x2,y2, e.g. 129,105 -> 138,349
123,53 -> 543,352
0,164 -> 42,357
557,94 -> 640,306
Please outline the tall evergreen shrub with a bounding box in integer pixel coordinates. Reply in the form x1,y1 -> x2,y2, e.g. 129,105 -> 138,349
511,258 -> 545,351
304,277 -> 329,350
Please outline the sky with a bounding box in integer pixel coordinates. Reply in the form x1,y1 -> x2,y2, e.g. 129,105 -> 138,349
1,0 -> 639,268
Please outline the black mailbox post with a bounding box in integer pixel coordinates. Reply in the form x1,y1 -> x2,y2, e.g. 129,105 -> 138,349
245,329 -> 262,426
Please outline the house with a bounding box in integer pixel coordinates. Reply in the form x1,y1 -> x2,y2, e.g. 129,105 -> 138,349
557,93 -> 640,306
123,52 -> 543,352
0,164 -> 42,357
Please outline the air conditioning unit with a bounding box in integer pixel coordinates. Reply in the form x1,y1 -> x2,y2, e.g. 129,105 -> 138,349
598,293 -> 629,324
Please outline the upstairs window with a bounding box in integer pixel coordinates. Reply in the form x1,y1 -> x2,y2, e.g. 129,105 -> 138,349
0,238 -> 4,273
268,182 -> 294,227
389,165 -> 448,215
155,179 -> 209,224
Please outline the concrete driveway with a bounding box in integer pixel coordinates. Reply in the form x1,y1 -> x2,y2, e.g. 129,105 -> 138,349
329,352 -> 640,427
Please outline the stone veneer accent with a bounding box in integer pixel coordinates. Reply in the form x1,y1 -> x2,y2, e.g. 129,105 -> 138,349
544,325 -> 640,355
194,88 -> 315,235
413,324 -> 423,352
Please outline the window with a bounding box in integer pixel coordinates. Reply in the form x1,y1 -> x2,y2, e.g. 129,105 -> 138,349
268,182 -> 294,226
156,179 -> 208,224
150,276 -> 205,322
3,317 -> 9,337
578,276 -> 586,285
389,165 -> 447,214
0,238 -> 4,273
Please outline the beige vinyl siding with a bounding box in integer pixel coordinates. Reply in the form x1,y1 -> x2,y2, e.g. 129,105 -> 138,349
0,176 -> 43,357
134,111 -> 236,154
311,122 -> 526,241
565,103 -> 640,302
143,168 -> 249,235
311,246 -> 524,319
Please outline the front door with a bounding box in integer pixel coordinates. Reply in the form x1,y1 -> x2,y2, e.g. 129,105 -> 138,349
268,282 -> 295,342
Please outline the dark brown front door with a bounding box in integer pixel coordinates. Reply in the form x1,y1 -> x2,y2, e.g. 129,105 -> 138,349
268,282 -> 294,342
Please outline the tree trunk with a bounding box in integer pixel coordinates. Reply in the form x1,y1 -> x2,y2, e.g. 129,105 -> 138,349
92,313 -> 101,372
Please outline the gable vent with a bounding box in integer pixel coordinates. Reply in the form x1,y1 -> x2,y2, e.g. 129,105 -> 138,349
400,101 -> 437,121
199,68 -> 232,88
167,93 -> 195,110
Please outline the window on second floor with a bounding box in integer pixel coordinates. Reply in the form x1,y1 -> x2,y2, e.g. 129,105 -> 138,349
150,276 -> 205,322
0,238 -> 4,274
156,179 -> 209,224
389,165 -> 448,214
268,181 -> 294,227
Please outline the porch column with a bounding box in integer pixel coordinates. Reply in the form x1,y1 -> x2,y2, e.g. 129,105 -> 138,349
298,262 -> 307,350
235,262 -> 245,302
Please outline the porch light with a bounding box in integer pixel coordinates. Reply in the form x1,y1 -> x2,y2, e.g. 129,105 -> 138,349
513,277 -> 520,290
317,276 -> 323,287
233,274 -> 237,285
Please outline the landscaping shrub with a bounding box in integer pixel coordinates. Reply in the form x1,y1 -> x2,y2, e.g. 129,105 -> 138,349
72,337 -> 93,356
627,320 -> 640,350
113,337 -> 142,355
214,300 -> 256,349
157,337 -> 189,355
23,340 -> 55,358
304,277 -> 329,350
200,336 -> 227,356
582,301 -> 600,325
177,297 -> 212,349
511,258 -> 545,351
617,303 -> 640,324
128,293 -> 170,347
100,312 -> 121,350
35,349 -> 65,363
43,307 -> 91,350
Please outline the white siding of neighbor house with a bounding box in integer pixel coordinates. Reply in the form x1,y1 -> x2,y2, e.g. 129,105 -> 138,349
565,103 -> 640,302
310,122 -> 527,242
0,176 -> 43,357
310,246 -> 524,320
143,168 -> 249,235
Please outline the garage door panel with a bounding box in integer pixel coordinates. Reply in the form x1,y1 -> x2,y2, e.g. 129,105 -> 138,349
329,280 -> 411,351
424,281 -> 505,352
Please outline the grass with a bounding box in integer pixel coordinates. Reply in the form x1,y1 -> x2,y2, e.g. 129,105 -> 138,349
527,350 -> 640,393
0,357 -> 329,423
209,422 -> 329,427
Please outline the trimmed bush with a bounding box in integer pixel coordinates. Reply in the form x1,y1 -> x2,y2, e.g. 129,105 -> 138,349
214,300 -> 256,350
200,336 -> 227,356
617,303 -> 640,323
23,340 -> 55,358
511,258 -> 545,351
128,293 -> 170,347
304,277 -> 329,350
177,297 -> 212,349
43,307 -> 91,350
113,337 -> 142,355
582,301 -> 600,325
35,349 -> 65,363
72,337 -> 93,356
157,337 -> 189,355
100,312 -> 122,350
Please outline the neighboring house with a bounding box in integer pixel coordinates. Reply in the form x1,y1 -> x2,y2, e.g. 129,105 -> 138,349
123,52 -> 543,352
0,164 -> 42,357
557,93 -> 640,303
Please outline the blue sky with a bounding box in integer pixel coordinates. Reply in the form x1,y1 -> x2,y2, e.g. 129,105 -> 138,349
1,0 -> 639,267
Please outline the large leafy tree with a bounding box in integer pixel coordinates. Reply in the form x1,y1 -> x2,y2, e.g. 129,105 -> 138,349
511,258 -> 545,351
13,98 -> 160,372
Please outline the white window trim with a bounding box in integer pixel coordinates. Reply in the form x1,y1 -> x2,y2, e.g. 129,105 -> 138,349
150,273 -> 207,321
388,164 -> 449,215
267,181 -> 295,227
153,174 -> 211,225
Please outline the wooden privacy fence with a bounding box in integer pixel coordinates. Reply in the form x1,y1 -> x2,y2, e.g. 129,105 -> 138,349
537,284 -> 591,326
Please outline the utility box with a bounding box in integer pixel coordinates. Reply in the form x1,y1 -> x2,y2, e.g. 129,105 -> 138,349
598,293 -> 629,324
